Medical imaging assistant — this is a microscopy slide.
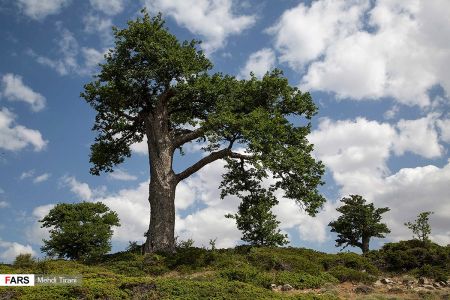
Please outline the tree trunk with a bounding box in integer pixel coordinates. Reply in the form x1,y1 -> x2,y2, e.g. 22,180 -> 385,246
361,235 -> 370,254
143,170 -> 177,253
143,98 -> 177,253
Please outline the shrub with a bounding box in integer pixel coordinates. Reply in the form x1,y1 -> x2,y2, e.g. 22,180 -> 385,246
321,252 -> 379,275
328,265 -> 376,283
165,247 -> 216,272
13,254 -> 36,269
274,271 -> 338,289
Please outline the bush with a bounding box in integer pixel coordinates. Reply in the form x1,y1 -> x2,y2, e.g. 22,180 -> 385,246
328,266 -> 376,283
321,252 -> 379,275
274,271 -> 338,289
13,254 -> 36,269
220,264 -> 273,288
380,240 -> 448,268
247,247 -> 325,275
371,239 -> 450,280
413,264 -> 448,282
165,247 -> 215,272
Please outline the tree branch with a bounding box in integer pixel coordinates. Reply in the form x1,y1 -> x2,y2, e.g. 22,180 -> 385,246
172,127 -> 205,149
175,147 -> 253,182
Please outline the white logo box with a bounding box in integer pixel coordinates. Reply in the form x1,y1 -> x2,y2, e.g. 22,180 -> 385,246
0,274 -> 35,286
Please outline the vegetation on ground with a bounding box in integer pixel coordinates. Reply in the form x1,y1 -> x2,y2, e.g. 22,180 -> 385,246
2,241 -> 448,299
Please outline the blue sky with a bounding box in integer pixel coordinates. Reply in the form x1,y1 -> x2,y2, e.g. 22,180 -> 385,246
0,0 -> 449,262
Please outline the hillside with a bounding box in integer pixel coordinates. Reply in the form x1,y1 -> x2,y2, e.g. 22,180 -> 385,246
1,241 -> 449,299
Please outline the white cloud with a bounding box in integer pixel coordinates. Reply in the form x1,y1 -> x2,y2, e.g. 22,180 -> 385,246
437,118 -> 450,143
144,0 -> 256,53
310,116 -> 450,245
0,108 -> 47,152
20,169 -> 35,180
0,201 -> 9,208
81,47 -> 105,70
92,181 -> 150,242
26,204 -> 54,245
130,137 -> 147,155
0,240 -> 35,263
394,115 -> 443,158
268,0 -> 368,70
269,0 -> 450,107
61,176 -> 94,201
309,117 -> 396,188
89,0 -> 124,15
17,0 -> 71,20
108,169 -> 137,181
373,162 -> 450,244
239,48 -> 276,79
383,105 -> 399,120
29,27 -> 106,76
273,195 -> 338,244
1,74 -> 46,112
83,14 -> 114,44
33,173 -> 51,184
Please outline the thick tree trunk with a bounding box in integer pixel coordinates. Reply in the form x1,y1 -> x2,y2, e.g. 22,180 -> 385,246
144,170 -> 177,253
143,96 -> 177,253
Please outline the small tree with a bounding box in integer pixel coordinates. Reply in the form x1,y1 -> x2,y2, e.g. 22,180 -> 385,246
40,202 -> 120,260
222,159 -> 288,246
405,211 -> 433,243
329,195 -> 390,254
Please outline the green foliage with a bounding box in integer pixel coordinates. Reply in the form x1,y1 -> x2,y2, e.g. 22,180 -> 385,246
176,237 -> 195,249
370,240 -> 450,280
0,246 -> 386,299
405,211 -> 433,243
81,11 -> 326,252
40,202 -> 120,260
327,266 -> 376,283
321,252 -> 379,276
247,247 -> 323,275
328,195 -> 390,254
223,160 -> 288,246
13,253 -> 36,269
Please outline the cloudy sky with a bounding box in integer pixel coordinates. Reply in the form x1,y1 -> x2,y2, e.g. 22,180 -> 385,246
0,0 -> 449,262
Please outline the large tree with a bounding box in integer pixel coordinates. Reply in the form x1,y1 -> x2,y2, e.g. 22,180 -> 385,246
81,11 -> 325,253
329,195 -> 390,254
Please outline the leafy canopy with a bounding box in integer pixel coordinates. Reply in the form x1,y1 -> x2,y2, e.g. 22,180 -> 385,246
404,211 -> 433,243
223,159 -> 289,246
40,202 -> 120,260
329,195 -> 390,253
81,10 -> 325,215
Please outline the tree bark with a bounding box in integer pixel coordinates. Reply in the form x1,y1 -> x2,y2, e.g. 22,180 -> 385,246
144,169 -> 177,253
143,95 -> 177,253
361,235 -> 370,254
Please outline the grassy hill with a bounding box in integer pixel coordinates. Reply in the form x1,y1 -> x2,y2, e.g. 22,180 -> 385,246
1,241 -> 449,299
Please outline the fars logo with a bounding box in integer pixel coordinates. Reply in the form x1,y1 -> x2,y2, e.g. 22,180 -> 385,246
0,274 -> 35,286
